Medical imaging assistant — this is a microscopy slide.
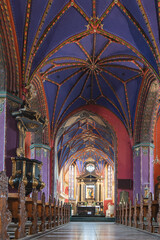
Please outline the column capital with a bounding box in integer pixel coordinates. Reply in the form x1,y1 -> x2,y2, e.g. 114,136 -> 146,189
30,144 -> 51,151
133,142 -> 154,149
0,91 -> 22,104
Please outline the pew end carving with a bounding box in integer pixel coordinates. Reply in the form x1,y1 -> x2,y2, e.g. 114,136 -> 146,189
0,171 -> 12,240
0,171 -> 71,239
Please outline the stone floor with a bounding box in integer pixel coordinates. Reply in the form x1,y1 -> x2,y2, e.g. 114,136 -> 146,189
32,222 -> 160,240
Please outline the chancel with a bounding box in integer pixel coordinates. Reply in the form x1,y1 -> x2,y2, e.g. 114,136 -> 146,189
0,0 -> 160,239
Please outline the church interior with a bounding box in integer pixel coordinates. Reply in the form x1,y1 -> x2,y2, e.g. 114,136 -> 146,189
0,0 -> 160,239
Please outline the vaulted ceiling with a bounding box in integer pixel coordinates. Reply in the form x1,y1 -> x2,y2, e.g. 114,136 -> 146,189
58,117 -> 114,170
56,111 -> 116,172
8,0 -> 160,137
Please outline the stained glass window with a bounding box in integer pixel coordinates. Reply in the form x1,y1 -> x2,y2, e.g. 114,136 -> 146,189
69,165 -> 74,199
107,165 -> 112,198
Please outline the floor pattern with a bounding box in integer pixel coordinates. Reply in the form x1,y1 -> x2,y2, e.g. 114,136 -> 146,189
35,222 -> 160,240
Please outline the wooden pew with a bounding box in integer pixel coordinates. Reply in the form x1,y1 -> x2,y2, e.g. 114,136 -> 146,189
129,200 -> 134,227
58,201 -> 62,225
122,203 -> 125,225
125,202 -> 129,226
56,200 -> 60,226
116,193 -> 160,235
66,203 -> 68,223
29,189 -> 38,235
151,200 -> 159,233
52,198 -> 56,227
145,192 -> 158,233
1,175 -> 70,240
60,201 -> 63,225
116,205 -> 120,223
46,195 -> 52,229
0,171 -> 12,240
16,181 -> 27,239
133,198 -> 140,228
63,203 -> 66,224
64,203 -> 67,224
25,197 -> 33,235
146,192 -> 153,232
138,195 -> 145,230
37,192 -> 46,232
8,181 -> 27,239
67,204 -> 70,223
119,204 -> 122,224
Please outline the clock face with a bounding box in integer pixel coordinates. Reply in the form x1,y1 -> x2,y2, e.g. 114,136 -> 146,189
86,163 -> 95,172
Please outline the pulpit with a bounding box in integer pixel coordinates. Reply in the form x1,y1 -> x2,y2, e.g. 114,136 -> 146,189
9,102 -> 47,195
9,157 -> 45,195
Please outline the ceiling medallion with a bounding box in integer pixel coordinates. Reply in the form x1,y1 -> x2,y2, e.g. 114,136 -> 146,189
88,61 -> 100,74
87,99 -> 96,105
90,63 -> 97,70
86,163 -> 95,172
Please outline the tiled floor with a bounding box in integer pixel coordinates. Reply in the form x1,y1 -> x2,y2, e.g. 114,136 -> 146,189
35,222 -> 160,240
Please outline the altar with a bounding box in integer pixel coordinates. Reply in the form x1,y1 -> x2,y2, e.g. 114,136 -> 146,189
77,204 -> 102,216
75,173 -> 105,216
77,206 -> 95,216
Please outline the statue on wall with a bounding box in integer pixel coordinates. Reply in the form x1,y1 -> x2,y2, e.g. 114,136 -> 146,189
144,184 -> 150,199
120,191 -> 129,205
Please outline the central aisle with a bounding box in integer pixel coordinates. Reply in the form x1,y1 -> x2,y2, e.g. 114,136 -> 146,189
36,222 -> 160,240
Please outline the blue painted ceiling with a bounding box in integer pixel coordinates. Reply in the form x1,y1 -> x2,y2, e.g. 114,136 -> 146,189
58,117 -> 114,173
9,0 -> 160,137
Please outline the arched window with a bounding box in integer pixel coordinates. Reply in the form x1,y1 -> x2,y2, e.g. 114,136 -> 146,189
69,165 -> 74,199
107,165 -> 112,198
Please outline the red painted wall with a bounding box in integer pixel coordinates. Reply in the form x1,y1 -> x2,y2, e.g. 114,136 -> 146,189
154,115 -> 160,186
60,105 -> 133,202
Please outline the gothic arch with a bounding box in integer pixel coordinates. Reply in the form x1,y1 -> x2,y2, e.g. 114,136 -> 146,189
134,70 -> 160,144
53,110 -> 118,205
0,0 -> 21,96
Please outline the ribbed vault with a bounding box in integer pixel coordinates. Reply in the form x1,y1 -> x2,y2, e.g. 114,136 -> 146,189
2,0 -> 159,138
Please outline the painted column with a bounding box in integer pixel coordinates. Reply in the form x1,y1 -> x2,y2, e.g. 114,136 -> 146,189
30,144 -> 51,201
0,93 -> 22,176
0,98 -> 6,171
101,181 -> 104,203
81,181 -> 84,202
96,181 -> 99,202
133,143 -> 154,202
77,181 -> 80,202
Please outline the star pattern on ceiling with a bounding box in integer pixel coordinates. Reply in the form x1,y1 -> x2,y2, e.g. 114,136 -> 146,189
7,0 -> 160,137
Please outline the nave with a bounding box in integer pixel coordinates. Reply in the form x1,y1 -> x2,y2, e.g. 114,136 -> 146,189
35,222 -> 160,240
1,0 -> 160,239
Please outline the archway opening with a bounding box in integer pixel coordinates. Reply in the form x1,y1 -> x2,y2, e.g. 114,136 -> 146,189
54,110 -> 117,217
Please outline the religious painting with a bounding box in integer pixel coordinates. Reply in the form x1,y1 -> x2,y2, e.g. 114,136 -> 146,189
86,185 -> 95,199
